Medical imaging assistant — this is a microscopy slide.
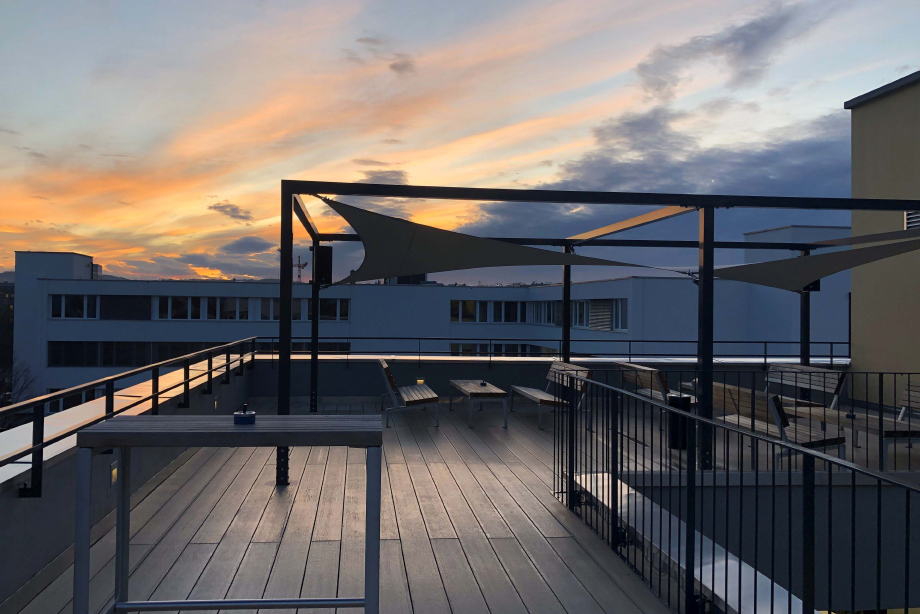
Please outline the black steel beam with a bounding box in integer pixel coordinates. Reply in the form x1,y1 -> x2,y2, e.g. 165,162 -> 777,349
284,180 -> 919,211
310,241 -> 320,413
562,246 -> 572,362
800,250 -> 811,366
277,186 -> 293,485
316,233 -> 824,251
697,207 -> 714,470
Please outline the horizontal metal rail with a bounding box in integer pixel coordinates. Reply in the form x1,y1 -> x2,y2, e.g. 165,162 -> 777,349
113,597 -> 364,611
1,337 -> 257,497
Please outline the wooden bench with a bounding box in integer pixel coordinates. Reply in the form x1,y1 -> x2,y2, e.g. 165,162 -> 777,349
700,380 -> 847,463
379,359 -> 440,428
612,361 -> 671,403
509,361 -> 591,430
765,364 -> 847,411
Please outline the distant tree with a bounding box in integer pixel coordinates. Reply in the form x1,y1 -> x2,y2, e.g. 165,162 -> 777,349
0,360 -> 36,430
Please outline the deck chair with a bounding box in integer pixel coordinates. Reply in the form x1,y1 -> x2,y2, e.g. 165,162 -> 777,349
379,359 -> 440,428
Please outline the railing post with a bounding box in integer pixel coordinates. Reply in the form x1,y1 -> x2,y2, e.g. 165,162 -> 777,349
249,338 -> 256,370
764,342 -> 768,369
829,342 -> 834,367
180,358 -> 190,408
235,342 -> 244,376
802,454 -> 816,614
105,381 -> 114,415
19,403 -> 45,498
224,348 -> 231,384
151,367 -> 159,415
204,351 -> 213,394
684,418 -> 698,614
566,374 -> 577,512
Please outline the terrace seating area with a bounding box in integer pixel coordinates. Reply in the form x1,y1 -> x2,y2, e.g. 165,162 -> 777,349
11,398 -> 668,614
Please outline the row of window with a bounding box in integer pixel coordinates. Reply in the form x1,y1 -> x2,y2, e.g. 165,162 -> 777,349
449,343 -> 555,357
449,299 -> 627,331
49,295 -> 350,322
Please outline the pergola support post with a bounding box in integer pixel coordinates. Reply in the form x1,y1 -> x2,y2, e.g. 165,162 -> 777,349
697,207 -> 714,470
800,250 -> 811,366
310,239 -> 320,413
562,246 -> 573,363
277,184 -> 293,486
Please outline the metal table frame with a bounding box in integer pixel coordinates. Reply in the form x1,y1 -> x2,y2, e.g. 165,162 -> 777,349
448,379 -> 509,428
74,418 -> 382,613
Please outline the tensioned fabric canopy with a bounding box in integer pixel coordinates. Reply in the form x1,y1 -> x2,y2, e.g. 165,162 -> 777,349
317,197 -> 647,284
714,237 -> 920,292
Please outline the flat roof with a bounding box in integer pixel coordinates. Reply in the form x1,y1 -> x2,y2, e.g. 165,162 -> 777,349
744,224 -> 850,236
844,70 -> 920,109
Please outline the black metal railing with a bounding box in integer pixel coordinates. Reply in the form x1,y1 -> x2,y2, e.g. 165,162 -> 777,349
591,367 -> 920,473
552,372 -> 920,614
0,337 -> 257,498
253,336 -> 849,364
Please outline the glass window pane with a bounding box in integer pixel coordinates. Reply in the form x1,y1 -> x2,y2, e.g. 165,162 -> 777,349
292,298 -> 301,320
339,299 -> 349,321
503,301 -> 517,323
51,295 -> 62,318
191,297 -> 201,319
158,296 -> 169,319
307,298 -> 313,320
171,296 -> 188,319
220,297 -> 237,320
86,295 -> 97,318
320,298 -> 337,320
238,298 -> 249,320
272,298 -> 280,320
462,300 -> 476,322
519,301 -> 526,323
65,295 -> 85,318
101,342 -> 114,366
261,298 -> 271,320
493,301 -> 503,323
450,300 -> 459,322
478,301 -> 488,322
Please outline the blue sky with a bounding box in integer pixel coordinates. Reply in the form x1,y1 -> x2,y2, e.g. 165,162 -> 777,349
0,0 -> 917,282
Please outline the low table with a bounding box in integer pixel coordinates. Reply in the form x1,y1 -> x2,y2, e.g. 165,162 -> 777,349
449,380 -> 509,428
73,415 -> 383,613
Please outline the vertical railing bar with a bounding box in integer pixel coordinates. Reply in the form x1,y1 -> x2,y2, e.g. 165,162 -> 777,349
151,367 -> 159,415
684,414 -> 697,614
802,453 -> 816,614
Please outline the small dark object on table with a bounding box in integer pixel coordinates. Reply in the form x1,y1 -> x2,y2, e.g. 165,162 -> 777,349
234,411 -> 256,425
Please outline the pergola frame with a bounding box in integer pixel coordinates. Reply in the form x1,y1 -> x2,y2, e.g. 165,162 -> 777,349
276,179 -> 919,483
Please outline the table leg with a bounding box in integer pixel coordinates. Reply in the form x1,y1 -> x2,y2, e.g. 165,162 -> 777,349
365,446 -> 382,614
448,390 -> 454,412
74,447 -> 92,614
115,447 -> 131,604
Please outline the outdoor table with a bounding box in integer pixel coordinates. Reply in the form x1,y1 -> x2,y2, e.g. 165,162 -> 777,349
449,380 -> 509,428
73,414 -> 383,613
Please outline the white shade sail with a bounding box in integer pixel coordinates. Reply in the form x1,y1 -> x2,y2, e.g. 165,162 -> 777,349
319,197 -> 647,284
714,237 -> 920,292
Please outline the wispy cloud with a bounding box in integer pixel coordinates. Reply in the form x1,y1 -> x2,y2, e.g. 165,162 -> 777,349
208,202 -> 253,221
636,1 -> 840,100
219,235 -> 274,255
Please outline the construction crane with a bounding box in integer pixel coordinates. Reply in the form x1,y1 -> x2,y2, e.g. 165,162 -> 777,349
295,254 -> 310,283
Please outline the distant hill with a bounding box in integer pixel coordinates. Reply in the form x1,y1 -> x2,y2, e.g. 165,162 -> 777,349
0,271 -> 13,283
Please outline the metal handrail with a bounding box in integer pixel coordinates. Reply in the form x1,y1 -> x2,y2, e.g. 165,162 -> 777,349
2,337 -> 257,498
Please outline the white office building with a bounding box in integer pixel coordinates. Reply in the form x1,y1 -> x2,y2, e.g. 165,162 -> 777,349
12,226 -> 851,402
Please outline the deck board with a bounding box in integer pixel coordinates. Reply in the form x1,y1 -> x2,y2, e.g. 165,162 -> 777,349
20,401 -> 669,614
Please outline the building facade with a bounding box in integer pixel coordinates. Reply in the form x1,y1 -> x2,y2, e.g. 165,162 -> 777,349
847,70 -> 920,374
13,224 -> 851,401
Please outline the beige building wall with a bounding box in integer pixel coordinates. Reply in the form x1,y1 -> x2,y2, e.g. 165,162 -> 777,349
850,78 -> 920,377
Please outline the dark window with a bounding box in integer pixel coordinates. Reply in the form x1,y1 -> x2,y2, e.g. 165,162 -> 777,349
115,342 -> 134,366
339,299 -> 349,321
48,341 -> 98,367
238,298 -> 249,320
220,297 -> 237,320
65,295 -> 85,318
51,295 -> 62,318
292,298 -> 302,321
158,297 -> 169,319
307,298 -> 314,320
261,298 -> 271,320
100,295 -> 152,320
272,298 -> 280,321
320,298 -> 337,320
206,297 -> 217,319
478,301 -> 488,322
519,301 -> 527,322
493,301 -> 502,323
87,295 -> 97,318
461,300 -> 475,322
503,301 -> 518,323
171,296 -> 188,319
450,300 -> 459,322
191,298 -> 201,319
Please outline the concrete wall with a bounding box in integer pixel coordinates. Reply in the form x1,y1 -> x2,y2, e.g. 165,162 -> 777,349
0,367 -> 248,609
850,79 -> 920,375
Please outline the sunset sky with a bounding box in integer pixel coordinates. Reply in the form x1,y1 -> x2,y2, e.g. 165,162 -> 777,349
1,0 -> 917,283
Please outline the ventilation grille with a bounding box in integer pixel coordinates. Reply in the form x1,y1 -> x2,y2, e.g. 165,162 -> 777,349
907,211 -> 920,230
589,300 -> 613,331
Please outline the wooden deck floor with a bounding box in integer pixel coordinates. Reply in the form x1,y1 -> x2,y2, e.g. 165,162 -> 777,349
20,400 -> 669,614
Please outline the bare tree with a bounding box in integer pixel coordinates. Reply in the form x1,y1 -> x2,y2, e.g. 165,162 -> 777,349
0,360 -> 37,431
